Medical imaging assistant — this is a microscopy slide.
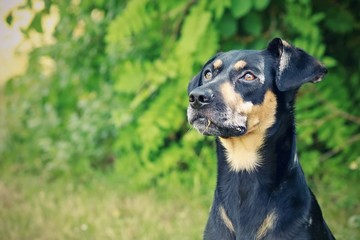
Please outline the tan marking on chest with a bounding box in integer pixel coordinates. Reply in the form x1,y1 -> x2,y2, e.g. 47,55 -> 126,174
220,134 -> 262,172
234,60 -> 247,70
219,205 -> 235,233
213,59 -> 223,69
219,90 -> 277,172
256,211 -> 277,239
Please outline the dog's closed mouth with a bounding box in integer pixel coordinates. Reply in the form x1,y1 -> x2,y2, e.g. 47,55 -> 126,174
191,117 -> 214,134
191,116 -> 247,137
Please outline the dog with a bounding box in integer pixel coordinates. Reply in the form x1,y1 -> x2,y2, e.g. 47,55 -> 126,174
187,38 -> 335,240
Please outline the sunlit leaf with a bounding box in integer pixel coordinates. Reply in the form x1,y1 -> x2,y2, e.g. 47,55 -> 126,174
322,56 -> 337,68
231,0 -> 252,18
28,13 -> 43,33
253,0 -> 269,10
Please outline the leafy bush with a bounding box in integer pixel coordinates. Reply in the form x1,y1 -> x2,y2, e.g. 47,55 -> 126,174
1,0 -> 359,238
1,0 -> 123,176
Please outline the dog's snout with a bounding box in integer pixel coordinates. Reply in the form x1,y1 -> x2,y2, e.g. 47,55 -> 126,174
189,88 -> 214,109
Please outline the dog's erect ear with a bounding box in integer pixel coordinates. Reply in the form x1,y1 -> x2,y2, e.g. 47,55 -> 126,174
267,38 -> 328,92
188,72 -> 201,95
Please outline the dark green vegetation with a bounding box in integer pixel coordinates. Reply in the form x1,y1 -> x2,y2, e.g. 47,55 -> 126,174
1,0 -> 359,239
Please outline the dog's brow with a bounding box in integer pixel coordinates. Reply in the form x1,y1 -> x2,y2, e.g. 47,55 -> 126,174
213,59 -> 223,69
234,60 -> 247,70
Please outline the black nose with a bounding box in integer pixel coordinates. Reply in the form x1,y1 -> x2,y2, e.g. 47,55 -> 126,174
189,88 -> 214,109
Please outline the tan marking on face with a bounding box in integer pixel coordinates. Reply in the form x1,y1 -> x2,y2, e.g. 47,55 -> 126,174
234,60 -> 247,71
220,82 -> 253,113
219,205 -> 235,233
219,89 -> 277,172
248,91 -> 277,133
213,59 -> 223,69
256,211 -> 277,240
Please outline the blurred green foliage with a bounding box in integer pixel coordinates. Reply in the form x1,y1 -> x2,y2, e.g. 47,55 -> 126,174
1,0 -> 359,238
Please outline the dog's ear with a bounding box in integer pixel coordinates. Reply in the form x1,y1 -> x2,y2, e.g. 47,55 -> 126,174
267,38 -> 328,92
188,72 -> 201,94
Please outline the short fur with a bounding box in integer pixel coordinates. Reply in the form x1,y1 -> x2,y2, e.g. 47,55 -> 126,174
187,38 -> 334,240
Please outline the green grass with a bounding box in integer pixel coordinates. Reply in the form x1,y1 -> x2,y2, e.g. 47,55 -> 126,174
0,168 -> 358,240
0,171 -> 210,240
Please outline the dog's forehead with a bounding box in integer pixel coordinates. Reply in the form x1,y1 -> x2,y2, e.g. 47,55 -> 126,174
215,50 -> 265,68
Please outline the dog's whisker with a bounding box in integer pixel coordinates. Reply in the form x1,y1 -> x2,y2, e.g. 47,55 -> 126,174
186,126 -> 194,133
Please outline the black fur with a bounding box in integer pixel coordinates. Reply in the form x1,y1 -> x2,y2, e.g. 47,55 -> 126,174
187,38 -> 334,240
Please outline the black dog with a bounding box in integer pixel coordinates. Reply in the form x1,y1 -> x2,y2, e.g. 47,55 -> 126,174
187,38 -> 335,240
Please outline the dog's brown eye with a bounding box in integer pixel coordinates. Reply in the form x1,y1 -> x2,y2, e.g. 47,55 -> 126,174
204,70 -> 213,80
244,72 -> 255,81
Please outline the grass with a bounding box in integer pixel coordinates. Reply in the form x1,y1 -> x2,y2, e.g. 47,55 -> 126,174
0,167 -> 358,240
0,171 -> 210,240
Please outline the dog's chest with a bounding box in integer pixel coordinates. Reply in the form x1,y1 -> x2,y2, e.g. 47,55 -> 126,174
218,175 -> 272,237
218,173 -> 311,239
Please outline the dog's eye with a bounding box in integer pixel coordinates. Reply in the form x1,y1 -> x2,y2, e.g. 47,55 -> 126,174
204,70 -> 213,80
244,72 -> 256,81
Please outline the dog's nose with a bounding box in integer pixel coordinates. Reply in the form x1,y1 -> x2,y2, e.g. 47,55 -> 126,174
189,88 -> 214,109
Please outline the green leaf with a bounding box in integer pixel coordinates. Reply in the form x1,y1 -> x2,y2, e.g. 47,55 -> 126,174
217,12 -> 237,38
5,11 -> 13,26
44,0 -> 52,14
324,8 -> 355,34
253,0 -> 270,10
176,5 -> 211,56
209,0 -> 231,20
231,0 -> 252,18
28,13 -> 43,33
26,0 -> 33,8
114,61 -> 145,94
322,56 -> 337,68
311,12 -> 325,23
242,14 -> 262,36
106,0 -> 152,54
194,24 -> 219,62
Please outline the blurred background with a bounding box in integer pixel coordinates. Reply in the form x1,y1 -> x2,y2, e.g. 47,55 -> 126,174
0,0 -> 359,239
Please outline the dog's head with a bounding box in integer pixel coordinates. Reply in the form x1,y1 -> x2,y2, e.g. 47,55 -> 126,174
187,38 -> 327,138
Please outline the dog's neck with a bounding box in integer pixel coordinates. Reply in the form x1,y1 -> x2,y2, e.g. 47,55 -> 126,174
215,93 -> 300,197
258,105 -> 298,185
